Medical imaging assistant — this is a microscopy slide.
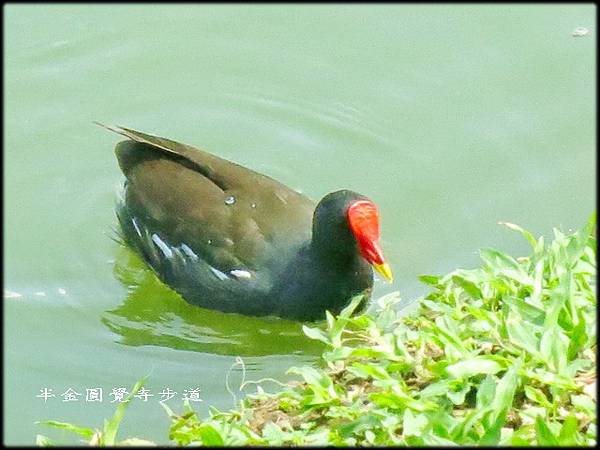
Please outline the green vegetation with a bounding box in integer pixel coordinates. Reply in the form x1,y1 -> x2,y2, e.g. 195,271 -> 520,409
38,215 -> 596,446
36,378 -> 155,447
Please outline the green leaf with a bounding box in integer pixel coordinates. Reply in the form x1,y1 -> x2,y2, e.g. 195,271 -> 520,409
451,407 -> 488,442
36,421 -> 95,440
553,227 -> 566,242
524,368 -> 577,390
347,362 -> 390,380
418,274 -> 442,286
540,326 -> 568,373
583,211 -> 596,236
421,299 -> 455,315
530,258 -> 545,306
347,347 -> 392,360
160,400 -> 175,418
104,376 -> 147,445
36,434 -> 56,446
476,375 -> 496,409
557,415 -> 579,446
404,435 -> 425,446
524,386 -> 552,408
196,424 -> 225,446
302,325 -> 330,345
370,391 -> 433,412
567,308 -> 588,360
535,415 -> 560,446
446,357 -> 505,379
503,295 -> 545,324
287,366 -> 336,404
480,248 -> 522,272
491,365 -> 519,424
478,409 -> 506,446
509,426 -> 536,446
505,314 -> 542,358
325,310 -> 335,330
570,394 -> 596,414
498,221 -> 538,249
564,358 -> 593,378
339,294 -> 365,318
118,437 -> 157,446
323,346 -> 352,362
433,315 -> 470,358
329,316 -> 350,348
287,366 -> 330,387
451,272 -> 482,298
544,269 -> 570,330
303,430 -> 331,446
402,409 -> 428,436
419,379 -> 453,399
446,383 -> 471,405
422,432 -> 459,446
261,422 -> 286,444
338,414 -> 381,438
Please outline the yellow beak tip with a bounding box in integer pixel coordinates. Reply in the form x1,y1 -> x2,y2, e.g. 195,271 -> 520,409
373,263 -> 394,283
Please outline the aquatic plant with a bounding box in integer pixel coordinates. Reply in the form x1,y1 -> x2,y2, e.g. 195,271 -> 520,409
37,214 -> 596,446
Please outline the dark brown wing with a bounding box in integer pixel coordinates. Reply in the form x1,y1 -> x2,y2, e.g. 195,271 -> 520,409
100,123 -> 315,272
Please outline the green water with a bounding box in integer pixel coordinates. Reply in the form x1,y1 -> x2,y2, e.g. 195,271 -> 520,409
4,4 -> 595,445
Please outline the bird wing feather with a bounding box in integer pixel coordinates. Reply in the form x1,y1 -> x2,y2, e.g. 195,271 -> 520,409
100,123 -> 314,274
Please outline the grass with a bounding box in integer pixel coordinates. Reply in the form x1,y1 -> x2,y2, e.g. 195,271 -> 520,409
37,214 -> 596,446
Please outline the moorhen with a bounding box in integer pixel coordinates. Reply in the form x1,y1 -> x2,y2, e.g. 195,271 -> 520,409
100,124 -> 393,321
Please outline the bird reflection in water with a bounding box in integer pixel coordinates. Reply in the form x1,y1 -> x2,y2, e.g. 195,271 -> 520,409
102,244 -> 325,357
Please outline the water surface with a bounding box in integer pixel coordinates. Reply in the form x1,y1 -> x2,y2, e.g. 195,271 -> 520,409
4,4 -> 595,445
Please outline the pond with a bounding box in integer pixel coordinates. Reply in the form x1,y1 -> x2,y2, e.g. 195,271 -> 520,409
4,4 -> 594,445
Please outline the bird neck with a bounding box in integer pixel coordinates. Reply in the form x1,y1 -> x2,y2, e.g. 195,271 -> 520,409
310,229 -> 366,272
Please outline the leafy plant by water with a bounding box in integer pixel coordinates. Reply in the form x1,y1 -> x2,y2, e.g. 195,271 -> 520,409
35,378 -> 154,447
37,214 -> 597,446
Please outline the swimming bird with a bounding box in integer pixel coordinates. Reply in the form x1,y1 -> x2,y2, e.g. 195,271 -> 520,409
100,124 -> 393,321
